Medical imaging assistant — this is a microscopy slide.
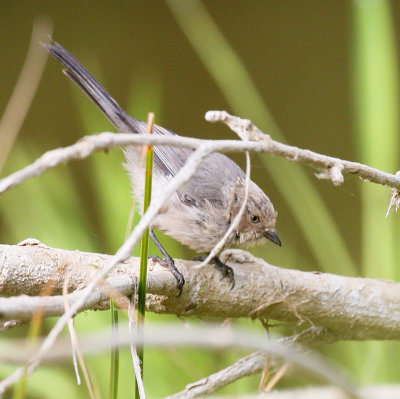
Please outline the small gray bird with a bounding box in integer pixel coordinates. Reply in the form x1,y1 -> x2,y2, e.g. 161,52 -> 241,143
44,42 -> 281,295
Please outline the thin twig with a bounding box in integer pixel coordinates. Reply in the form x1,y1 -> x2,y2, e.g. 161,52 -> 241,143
0,143 -> 216,395
223,385 -> 400,399
0,323 -> 362,399
165,326 -> 332,399
64,277 -> 81,386
128,291 -> 145,399
2,112 -> 400,196
197,139 -> 251,267
205,110 -> 400,191
1,111 -> 400,395
63,272 -> 96,399
263,363 -> 290,392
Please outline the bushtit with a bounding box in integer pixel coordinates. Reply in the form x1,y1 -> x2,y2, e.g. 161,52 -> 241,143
44,42 -> 281,295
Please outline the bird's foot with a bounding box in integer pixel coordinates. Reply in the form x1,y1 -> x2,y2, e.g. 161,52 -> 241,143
149,255 -> 185,296
193,255 -> 235,289
192,255 -> 206,262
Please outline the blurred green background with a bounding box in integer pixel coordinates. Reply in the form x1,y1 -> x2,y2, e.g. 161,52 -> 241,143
1,0 -> 400,397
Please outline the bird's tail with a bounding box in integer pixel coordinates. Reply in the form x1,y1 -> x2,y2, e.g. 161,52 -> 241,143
43,41 -> 146,134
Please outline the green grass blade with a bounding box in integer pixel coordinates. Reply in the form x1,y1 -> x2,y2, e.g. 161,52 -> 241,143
109,299 -> 119,399
352,0 -> 399,279
135,113 -> 155,398
351,0 -> 400,383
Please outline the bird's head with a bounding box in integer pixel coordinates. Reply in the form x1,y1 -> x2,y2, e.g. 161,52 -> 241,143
229,180 -> 281,248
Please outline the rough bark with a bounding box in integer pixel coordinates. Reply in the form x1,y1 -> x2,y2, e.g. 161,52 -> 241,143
1,243 -> 400,341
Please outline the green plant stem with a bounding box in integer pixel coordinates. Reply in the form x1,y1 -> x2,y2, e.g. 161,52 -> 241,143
12,369 -> 28,399
352,0 -> 399,383
135,113 -> 154,399
109,299 -> 119,399
13,292 -> 48,399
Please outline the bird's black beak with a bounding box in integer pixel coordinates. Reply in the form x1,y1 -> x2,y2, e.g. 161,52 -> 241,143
264,229 -> 282,247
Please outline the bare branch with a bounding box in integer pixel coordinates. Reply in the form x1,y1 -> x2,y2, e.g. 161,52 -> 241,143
2,110 -> 400,394
0,323 -> 362,399
205,110 -> 400,190
128,295 -> 146,399
0,142 -> 215,394
166,327 -> 332,399
225,385 -> 400,399
2,112 -> 400,196
198,146 -> 251,267
1,244 -> 400,342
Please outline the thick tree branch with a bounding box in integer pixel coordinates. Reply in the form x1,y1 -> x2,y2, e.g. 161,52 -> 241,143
1,111 -> 400,394
0,141 -> 217,394
1,244 -> 400,342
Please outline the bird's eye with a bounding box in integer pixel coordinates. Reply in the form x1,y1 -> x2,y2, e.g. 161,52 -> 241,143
251,215 -> 259,223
